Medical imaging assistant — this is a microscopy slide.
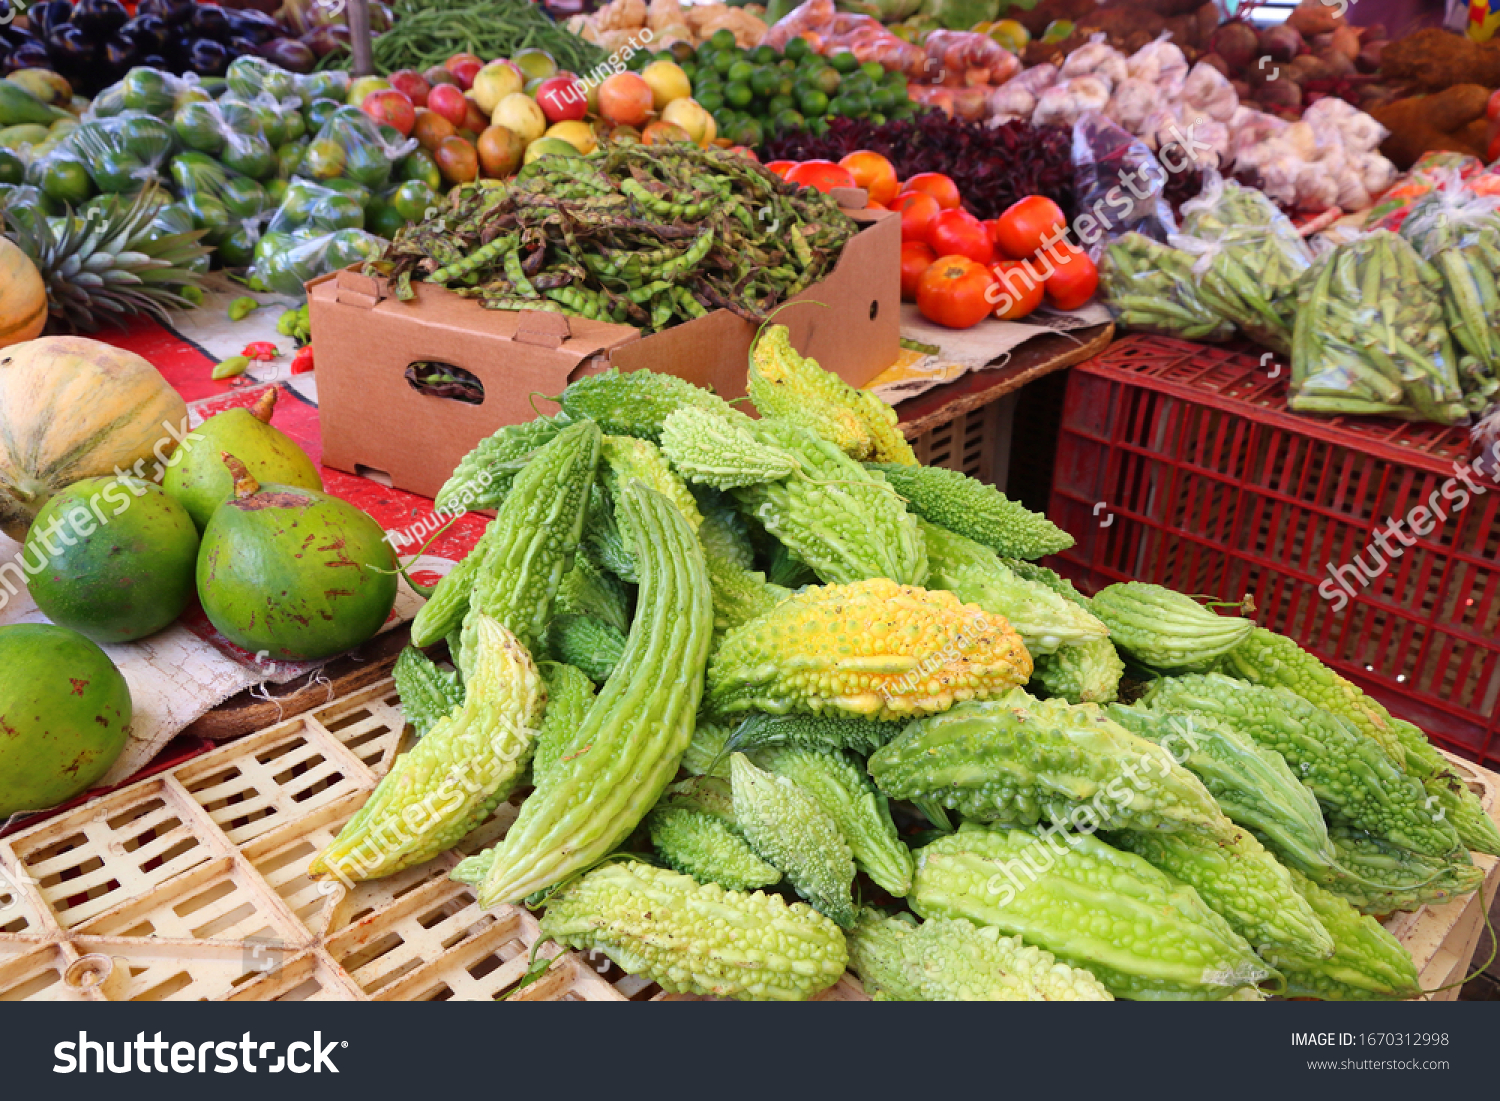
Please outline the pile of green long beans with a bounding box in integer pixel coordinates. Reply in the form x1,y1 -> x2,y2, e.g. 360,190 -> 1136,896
367,142 -> 860,333
1098,232 -> 1236,343
318,0 -> 606,77
1289,230 -> 1468,425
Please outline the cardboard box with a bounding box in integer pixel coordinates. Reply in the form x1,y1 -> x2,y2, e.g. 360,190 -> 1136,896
307,208 -> 899,500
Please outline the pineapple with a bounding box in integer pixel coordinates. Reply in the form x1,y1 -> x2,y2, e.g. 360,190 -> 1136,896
4,182 -> 209,333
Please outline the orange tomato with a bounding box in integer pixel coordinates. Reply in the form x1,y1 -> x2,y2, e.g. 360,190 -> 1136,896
917,255 -> 995,329
1044,244 -> 1099,310
839,150 -> 899,205
992,195 -> 1067,260
892,190 -> 941,244
900,240 -> 936,301
785,159 -> 857,193
903,171 -> 961,211
988,259 -> 1045,320
765,160 -> 796,178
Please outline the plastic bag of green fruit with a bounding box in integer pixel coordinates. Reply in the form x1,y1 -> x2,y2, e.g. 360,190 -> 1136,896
295,106 -> 416,194
64,111 -> 176,196
168,152 -> 274,268
266,179 -> 368,237
247,227 -> 384,300
25,142 -> 96,209
172,94 -> 298,182
226,58 -> 349,110
88,67 -> 215,123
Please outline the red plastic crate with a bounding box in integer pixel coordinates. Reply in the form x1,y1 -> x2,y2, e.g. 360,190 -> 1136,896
1049,334 -> 1500,770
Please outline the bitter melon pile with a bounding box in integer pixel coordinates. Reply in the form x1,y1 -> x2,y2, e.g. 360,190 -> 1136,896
309,324 -> 1498,1003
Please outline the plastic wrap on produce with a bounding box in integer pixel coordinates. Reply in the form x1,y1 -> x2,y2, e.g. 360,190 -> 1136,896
1070,111 -> 1176,256
1290,230 -> 1468,424
1098,231 -> 1235,343
63,110 -> 176,194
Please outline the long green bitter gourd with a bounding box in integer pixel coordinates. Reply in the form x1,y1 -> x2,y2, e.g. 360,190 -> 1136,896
434,412 -> 571,515
660,405 -> 800,489
529,662 -> 596,786
1090,582 -> 1254,670
457,420 -> 602,662
869,691 -> 1231,837
730,752 -> 858,927
595,434 -> 702,582
1109,825 -> 1335,959
1260,866 -> 1422,1000
554,554 -> 632,636
910,822 -> 1278,1000
475,482 -> 714,907
392,647 -> 464,739
733,420 -> 926,586
761,745 -> 914,897
1146,674 -> 1462,857
646,805 -> 782,891
1290,826 -> 1485,916
557,368 -> 739,442
726,712 -> 897,756
537,860 -> 847,1001
921,519 -> 1108,655
846,909 -> 920,1000
409,543 -> 487,650
706,578 -> 1033,721
545,613 -> 626,686
1106,703 -> 1340,881
310,616 -> 545,883
868,462 -> 1074,560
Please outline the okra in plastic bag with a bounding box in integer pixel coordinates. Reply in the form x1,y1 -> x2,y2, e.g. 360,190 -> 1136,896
248,227 -> 384,299
297,105 -> 416,193
1098,231 -> 1235,342
1170,173 -> 1313,356
1290,230 -> 1468,425
65,110 -> 176,195
1397,181 -> 1500,413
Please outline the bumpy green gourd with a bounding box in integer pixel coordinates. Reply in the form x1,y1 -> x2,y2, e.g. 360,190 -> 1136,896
869,691 -> 1230,837
557,368 -> 737,442
1146,674 -> 1461,857
647,805 -> 782,891
583,485 -> 636,583
1110,825 -> 1334,960
1261,866 -> 1422,1000
537,860 -> 848,1001
733,420 -> 926,587
761,745 -> 914,897
476,483 -> 714,907
911,823 -> 1277,1000
847,910 -> 1112,1001
1293,826 -> 1485,915
706,578 -> 1033,721
1030,639 -> 1125,704
310,617 -> 545,883
696,500 -> 756,570
1424,768 -> 1500,857
868,462 -> 1073,561
597,435 -> 702,582
1107,704 -> 1339,881
730,752 -> 857,927
409,543 -> 486,650
682,720 -> 734,777
457,420 -> 602,662
545,613 -> 626,686
921,519 -> 1108,655
767,540 -> 818,589
1004,558 -> 1088,602
555,554 -> 631,636
529,662 -> 596,785
660,405 -> 800,488
434,413 -> 571,515
663,774 -> 738,822
704,557 -> 790,635
1090,582 -> 1254,670
726,712 -> 897,756
392,647 -> 464,739
1220,627 -> 1407,765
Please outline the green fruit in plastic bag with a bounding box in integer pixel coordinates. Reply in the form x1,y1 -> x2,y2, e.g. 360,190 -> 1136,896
217,225 -> 259,269
299,72 -> 350,106
344,143 -> 391,190
148,201 -> 196,238
185,193 -> 230,236
302,137 -> 347,180
367,199 -> 405,239
91,150 -> 146,193
0,149 -> 24,185
389,180 -> 436,223
220,175 -> 269,219
222,135 -> 275,180
281,112 -> 306,145
275,139 -> 308,179
304,98 -> 340,132
397,150 -> 442,191
278,180 -> 321,225
119,114 -> 174,162
324,228 -> 380,268
173,101 -> 225,155
254,105 -> 287,148
253,230 -> 293,266
265,177 -> 289,207
121,66 -> 175,117
36,156 -> 92,205
311,192 -> 364,231
218,100 -> 262,137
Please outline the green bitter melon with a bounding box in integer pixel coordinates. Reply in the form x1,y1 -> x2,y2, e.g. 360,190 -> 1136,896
392,647 -> 464,739
646,805 -> 782,891
868,462 -> 1074,560
1089,582 -> 1254,671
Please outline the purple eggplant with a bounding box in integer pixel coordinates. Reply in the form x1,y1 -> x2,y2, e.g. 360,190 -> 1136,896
7,39 -> 49,71
121,14 -> 170,54
102,31 -> 142,73
189,3 -> 231,42
226,8 -> 283,44
137,0 -> 195,25
139,52 -> 169,70
46,24 -> 99,70
256,35 -> 315,72
301,23 -> 350,58
70,0 -> 129,39
185,36 -> 229,76
26,0 -> 74,39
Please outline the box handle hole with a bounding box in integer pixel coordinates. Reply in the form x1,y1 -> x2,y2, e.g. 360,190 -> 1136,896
405,361 -> 485,405
869,300 -> 879,321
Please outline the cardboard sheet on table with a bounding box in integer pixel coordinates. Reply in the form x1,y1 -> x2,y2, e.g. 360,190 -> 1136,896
870,301 -> 1112,403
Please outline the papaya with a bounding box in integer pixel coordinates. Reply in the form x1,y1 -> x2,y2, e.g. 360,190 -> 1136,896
24,476 -> 199,644
0,623 -> 132,817
197,453 -> 397,662
163,388 -> 323,533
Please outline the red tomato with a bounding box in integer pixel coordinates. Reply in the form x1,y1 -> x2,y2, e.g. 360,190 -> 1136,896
892,190 -> 941,243
900,240 -> 937,301
992,195 -> 1067,260
785,159 -> 857,193
903,171 -> 961,211
988,259 -> 1045,320
916,255 -> 995,329
1488,88 -> 1500,123
1044,244 -> 1099,310
928,208 -> 994,265
839,150 -> 900,205
765,160 -> 796,178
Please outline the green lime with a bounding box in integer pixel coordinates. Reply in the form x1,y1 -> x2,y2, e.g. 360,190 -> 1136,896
39,157 -> 92,206
827,95 -> 848,117
779,58 -> 796,72
696,90 -> 725,114
725,81 -> 754,109
860,61 -> 885,81
368,200 -> 405,239
841,92 -> 871,118
302,138 -> 347,180
871,86 -> 898,113
390,180 -> 437,223
174,101 -> 226,155
0,149 -> 23,186
750,67 -> 780,98
398,149 -> 442,191
798,88 -> 829,116
870,112 -> 888,126
882,68 -> 907,87
828,50 -> 859,74
767,93 -> 794,116
784,36 -> 810,61
842,72 -> 875,97
814,68 -> 841,96
808,116 -> 829,136
680,60 -> 697,80
710,28 -> 736,50
732,116 -> 764,147
91,151 -> 144,193
727,59 -> 754,84
223,136 -> 276,180
773,108 -> 804,132
753,45 -> 777,65
713,50 -> 735,75
220,176 -> 269,219
217,225 -> 258,269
